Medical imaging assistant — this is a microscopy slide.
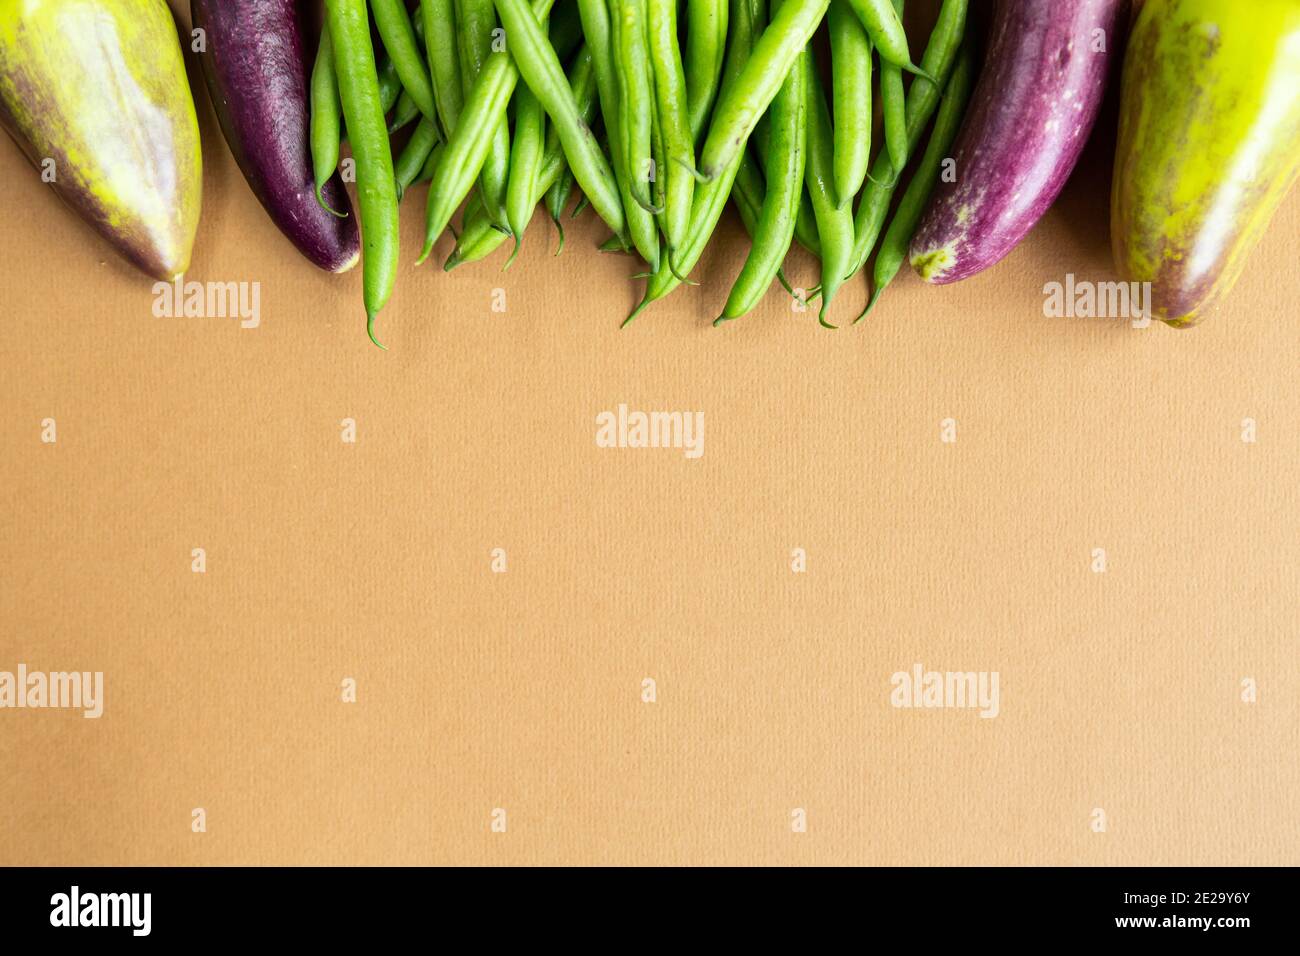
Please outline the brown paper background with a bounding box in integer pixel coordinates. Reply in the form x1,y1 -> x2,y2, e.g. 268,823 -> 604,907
1,2 -> 1297,866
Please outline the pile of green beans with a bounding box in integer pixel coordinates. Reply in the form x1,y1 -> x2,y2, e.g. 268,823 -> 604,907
309,0 -> 971,343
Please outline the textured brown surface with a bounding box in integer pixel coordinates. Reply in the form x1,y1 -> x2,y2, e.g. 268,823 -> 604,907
0,2 -> 1296,865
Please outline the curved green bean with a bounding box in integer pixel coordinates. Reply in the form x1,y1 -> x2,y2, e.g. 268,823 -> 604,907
446,42 -> 599,268
421,0 -> 561,261
625,0 -> 763,323
493,0 -> 627,240
828,0 -> 871,207
802,46 -> 853,327
879,0 -> 908,174
389,90 -> 421,134
575,0 -> 658,269
545,163 -> 576,254
325,0 -> 399,347
458,0 -> 512,229
378,56 -> 403,115
685,0 -> 729,145
310,22 -> 344,215
848,0 -> 968,275
696,0 -> 829,182
752,113 -> 821,259
371,0 -> 437,122
395,118 -> 441,199
843,0 -> 930,78
612,0 -> 658,214
881,60 -> 907,173
862,39 -> 975,319
718,30 -> 806,322
422,0 -> 464,135
505,79 -> 547,264
647,0 -> 695,257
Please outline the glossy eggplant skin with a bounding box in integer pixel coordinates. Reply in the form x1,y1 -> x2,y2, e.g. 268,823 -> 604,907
0,0 -> 202,280
192,0 -> 359,273
909,0 -> 1128,284
1112,0 -> 1300,327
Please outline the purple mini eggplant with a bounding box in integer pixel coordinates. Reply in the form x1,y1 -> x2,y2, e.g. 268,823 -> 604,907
192,0 -> 359,273
909,0 -> 1127,284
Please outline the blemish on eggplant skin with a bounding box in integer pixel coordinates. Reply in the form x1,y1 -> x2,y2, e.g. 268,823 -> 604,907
912,246 -> 955,283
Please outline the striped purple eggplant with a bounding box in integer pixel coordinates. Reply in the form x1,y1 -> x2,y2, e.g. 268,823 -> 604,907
909,0 -> 1128,284
192,0 -> 359,273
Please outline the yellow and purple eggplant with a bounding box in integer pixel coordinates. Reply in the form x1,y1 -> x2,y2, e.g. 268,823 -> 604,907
0,0 -> 202,280
1112,0 -> 1300,327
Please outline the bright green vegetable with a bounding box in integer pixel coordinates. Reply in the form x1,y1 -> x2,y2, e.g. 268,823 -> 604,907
626,0 -> 763,323
647,0 -> 695,256
880,0 -> 908,174
802,46 -> 853,327
505,80 -> 546,263
421,0 -> 560,261
848,0 -> 967,276
862,39 -> 974,320
389,89 -> 421,133
395,118 -> 441,199
718,21 -> 806,323
310,23 -> 344,215
844,0 -> 930,78
828,0 -> 871,208
446,41 -> 600,268
371,0 -> 437,122
325,0 -> 400,347
612,0 -> 658,213
458,0 -> 511,229
697,0 -> 830,182
685,0 -> 729,144
545,163 -> 577,254
421,0 -> 464,135
493,0 -> 628,241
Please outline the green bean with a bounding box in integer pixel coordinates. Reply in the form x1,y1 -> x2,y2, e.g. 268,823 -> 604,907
647,0 -> 695,257
685,0 -> 729,145
545,163 -> 576,254
325,0 -> 399,347
458,0 -> 512,229
802,47 -> 853,327
861,39 -> 974,319
505,78 -> 547,263
696,0 -> 829,182
612,0 -> 658,213
340,56 -> 399,143
395,119 -> 441,199
389,90 -> 421,134
880,0 -> 908,174
446,42 -> 599,268
493,0 -> 627,240
730,159 -> 813,300
422,0 -> 464,135
378,56 -> 403,115
843,0 -> 930,78
575,0 -> 658,270
445,193 -> 501,269
848,0 -> 967,275
421,0 -> 559,261
752,115 -> 821,259
731,151 -> 764,233
828,0 -> 871,207
310,22 -> 345,215
625,0 -> 762,323
881,63 -> 907,173
371,0 -> 437,122
718,25 -> 806,323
